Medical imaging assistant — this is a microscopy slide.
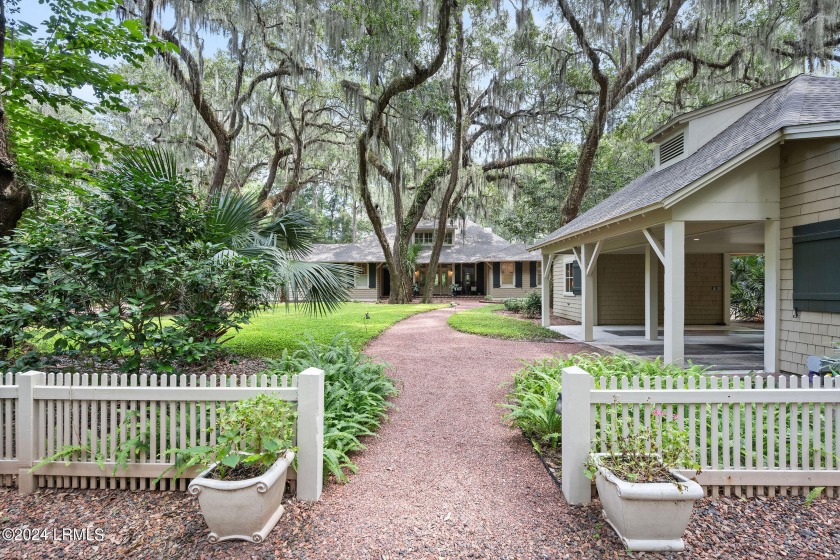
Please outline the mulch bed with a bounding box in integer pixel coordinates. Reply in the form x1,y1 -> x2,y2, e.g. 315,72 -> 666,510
493,308 -> 580,328
1,486 -> 837,559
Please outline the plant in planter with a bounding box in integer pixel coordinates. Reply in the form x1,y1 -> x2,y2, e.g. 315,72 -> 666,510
585,408 -> 703,552
161,393 -> 297,543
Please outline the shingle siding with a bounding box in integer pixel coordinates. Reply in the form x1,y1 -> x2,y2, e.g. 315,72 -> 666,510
779,138 -> 840,375
594,254 -> 723,325
553,261 -> 581,322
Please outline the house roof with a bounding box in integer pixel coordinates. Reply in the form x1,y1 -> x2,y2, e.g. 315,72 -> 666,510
306,219 -> 539,264
531,75 -> 840,251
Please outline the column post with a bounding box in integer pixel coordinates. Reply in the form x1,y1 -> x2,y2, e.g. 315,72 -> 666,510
764,220 -> 780,373
296,367 -> 324,501
664,221 -> 685,365
541,253 -> 551,328
645,244 -> 659,341
561,366 -> 594,505
581,243 -> 595,342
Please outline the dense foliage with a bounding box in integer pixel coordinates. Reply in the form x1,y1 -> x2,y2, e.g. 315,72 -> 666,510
263,336 -> 398,481
165,393 -> 297,481
0,149 -> 277,372
503,292 -> 541,318
730,255 -> 765,321
502,353 -> 706,448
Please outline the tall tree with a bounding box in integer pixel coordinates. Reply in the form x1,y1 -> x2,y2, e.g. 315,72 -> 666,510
550,0 -> 840,225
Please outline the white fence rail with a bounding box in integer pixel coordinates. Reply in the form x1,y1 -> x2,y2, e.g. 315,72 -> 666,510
561,366 -> 840,504
0,369 -> 324,501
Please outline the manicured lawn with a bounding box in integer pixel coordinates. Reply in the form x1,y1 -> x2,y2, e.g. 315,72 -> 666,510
447,304 -> 565,342
225,302 -> 445,358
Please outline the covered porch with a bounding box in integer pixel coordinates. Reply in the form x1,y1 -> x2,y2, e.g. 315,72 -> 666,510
539,218 -> 779,372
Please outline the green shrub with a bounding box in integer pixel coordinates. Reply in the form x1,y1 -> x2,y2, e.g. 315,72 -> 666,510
502,353 -> 705,448
0,149 -> 276,373
503,298 -> 524,313
522,291 -> 541,317
262,335 -> 397,481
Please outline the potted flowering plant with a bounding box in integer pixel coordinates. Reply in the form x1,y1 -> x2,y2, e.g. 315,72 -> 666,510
159,393 -> 297,543
585,408 -> 703,552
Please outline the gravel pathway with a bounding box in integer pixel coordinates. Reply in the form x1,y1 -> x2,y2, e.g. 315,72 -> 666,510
1,304 -> 838,559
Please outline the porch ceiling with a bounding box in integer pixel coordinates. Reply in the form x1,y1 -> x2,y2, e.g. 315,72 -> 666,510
593,221 -> 766,255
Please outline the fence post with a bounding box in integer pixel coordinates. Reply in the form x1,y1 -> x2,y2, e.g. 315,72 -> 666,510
17,371 -> 45,494
561,365 -> 593,505
296,367 -> 324,501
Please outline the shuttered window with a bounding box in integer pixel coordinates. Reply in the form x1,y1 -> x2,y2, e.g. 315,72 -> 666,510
793,218 -> 840,313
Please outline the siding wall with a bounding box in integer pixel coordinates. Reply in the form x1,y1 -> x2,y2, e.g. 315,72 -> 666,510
553,258 -> 582,322
485,262 -> 540,299
779,138 -> 840,375
555,253 -> 724,325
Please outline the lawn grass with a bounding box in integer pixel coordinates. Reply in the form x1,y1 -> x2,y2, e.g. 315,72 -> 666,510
225,302 -> 445,358
447,304 -> 565,342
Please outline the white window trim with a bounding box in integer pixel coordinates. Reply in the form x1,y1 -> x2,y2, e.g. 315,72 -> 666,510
354,263 -> 369,289
535,262 -> 542,288
562,256 -> 577,297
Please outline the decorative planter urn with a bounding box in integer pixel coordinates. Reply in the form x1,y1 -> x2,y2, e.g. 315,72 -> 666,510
188,450 -> 295,543
591,453 -> 703,552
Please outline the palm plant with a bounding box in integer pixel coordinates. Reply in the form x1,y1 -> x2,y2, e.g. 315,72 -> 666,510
204,192 -> 352,315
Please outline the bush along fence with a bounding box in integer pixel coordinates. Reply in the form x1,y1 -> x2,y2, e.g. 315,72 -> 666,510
0,369 -> 324,501
561,366 -> 840,504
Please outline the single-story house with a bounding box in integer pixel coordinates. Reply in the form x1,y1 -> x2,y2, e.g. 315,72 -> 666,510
530,74 -> 840,375
308,220 -> 541,300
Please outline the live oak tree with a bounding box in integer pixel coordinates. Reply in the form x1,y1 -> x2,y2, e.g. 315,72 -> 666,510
547,0 -> 840,225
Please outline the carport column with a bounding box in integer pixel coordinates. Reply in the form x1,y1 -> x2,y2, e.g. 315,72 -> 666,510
664,221 -> 685,365
541,253 -> 552,327
722,253 -> 731,325
645,244 -> 659,341
581,243 -> 596,342
764,220 -> 780,373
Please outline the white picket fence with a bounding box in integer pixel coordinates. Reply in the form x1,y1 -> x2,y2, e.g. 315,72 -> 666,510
561,366 -> 840,504
0,369 -> 324,501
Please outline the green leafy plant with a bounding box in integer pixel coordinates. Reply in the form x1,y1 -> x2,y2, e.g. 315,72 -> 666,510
262,335 -> 396,482
819,342 -> 840,376
584,406 -> 701,485
804,486 -> 826,506
162,394 -> 297,481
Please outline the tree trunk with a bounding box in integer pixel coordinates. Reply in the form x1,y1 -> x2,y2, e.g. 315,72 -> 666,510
387,239 -> 414,304
208,135 -> 232,199
422,7 -> 465,303
560,108 -> 606,225
0,0 -> 30,241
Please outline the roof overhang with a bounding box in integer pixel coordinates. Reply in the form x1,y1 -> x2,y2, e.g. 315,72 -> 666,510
531,120 -> 840,254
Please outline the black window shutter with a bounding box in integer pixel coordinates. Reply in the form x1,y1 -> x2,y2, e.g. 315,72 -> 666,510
492,262 -> 501,288
572,261 -> 582,295
368,263 -> 377,289
477,262 -> 485,293
514,262 -> 522,288
793,217 -> 840,312
455,263 -> 462,282
529,261 -> 537,287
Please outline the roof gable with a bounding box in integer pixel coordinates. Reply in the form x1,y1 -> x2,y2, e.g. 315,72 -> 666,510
532,75 -> 840,250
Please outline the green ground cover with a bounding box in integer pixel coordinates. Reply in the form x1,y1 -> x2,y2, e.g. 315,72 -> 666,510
446,304 -> 564,342
225,302 -> 445,358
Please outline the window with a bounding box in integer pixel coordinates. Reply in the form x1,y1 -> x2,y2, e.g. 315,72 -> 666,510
414,231 -> 453,245
563,259 -> 581,295
500,262 -> 515,286
354,263 -> 369,289
564,262 -> 575,293
535,262 -> 542,287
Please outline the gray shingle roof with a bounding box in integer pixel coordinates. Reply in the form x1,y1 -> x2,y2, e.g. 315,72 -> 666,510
306,219 -> 539,263
531,75 -> 840,250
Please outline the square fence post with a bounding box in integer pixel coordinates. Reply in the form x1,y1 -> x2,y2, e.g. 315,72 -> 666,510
295,367 -> 324,501
561,366 -> 593,505
17,371 -> 45,494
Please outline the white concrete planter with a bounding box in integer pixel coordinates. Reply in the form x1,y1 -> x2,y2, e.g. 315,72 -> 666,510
188,450 -> 295,543
591,453 -> 703,552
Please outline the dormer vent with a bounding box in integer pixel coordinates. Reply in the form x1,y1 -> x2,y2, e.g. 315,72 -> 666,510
659,132 -> 684,165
